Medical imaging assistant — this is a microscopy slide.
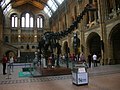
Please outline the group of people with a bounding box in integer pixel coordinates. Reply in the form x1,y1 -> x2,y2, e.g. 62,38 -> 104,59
88,53 -> 101,68
1,55 -> 15,75
69,53 -> 101,68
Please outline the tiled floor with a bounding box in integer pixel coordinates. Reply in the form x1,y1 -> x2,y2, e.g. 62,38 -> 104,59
0,63 -> 120,90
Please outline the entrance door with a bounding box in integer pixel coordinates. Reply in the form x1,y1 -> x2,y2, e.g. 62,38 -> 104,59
88,34 -> 101,55
112,31 -> 120,64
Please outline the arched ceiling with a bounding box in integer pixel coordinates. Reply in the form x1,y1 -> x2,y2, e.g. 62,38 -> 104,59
12,0 -> 48,10
0,0 -> 65,17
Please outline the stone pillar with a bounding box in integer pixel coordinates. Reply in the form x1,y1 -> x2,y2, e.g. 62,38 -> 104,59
79,17 -> 85,54
18,29 -> 21,42
0,23 -> 3,58
18,18 -> 21,42
112,0 -> 117,18
34,30 -> 37,43
0,8 -> 3,58
97,0 -> 108,65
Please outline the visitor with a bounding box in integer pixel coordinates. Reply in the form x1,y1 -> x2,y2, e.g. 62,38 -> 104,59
2,55 -> 8,75
92,53 -> 97,67
88,53 -> 92,68
9,56 -> 14,72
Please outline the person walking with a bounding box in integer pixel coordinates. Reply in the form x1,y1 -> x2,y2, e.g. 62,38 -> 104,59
2,55 -> 8,75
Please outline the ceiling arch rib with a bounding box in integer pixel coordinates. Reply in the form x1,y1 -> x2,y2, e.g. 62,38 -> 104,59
12,0 -> 29,8
12,0 -> 45,10
30,0 -> 44,10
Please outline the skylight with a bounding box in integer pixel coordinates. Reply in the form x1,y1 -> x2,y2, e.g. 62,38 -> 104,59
0,0 -> 64,16
47,0 -> 58,12
1,0 -> 11,14
44,6 -> 52,17
44,0 -> 64,17
1,0 -> 11,9
3,3 -> 11,14
56,0 -> 64,4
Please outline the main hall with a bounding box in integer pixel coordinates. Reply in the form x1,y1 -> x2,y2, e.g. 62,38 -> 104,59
0,0 -> 120,90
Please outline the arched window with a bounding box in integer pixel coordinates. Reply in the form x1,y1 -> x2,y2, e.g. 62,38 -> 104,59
37,15 -> 44,28
11,14 -> 18,27
26,13 -> 30,27
30,17 -> 33,27
4,36 -> 9,43
21,17 -> 25,27
21,12 -> 34,28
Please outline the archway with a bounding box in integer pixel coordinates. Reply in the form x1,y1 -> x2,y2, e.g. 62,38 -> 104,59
5,50 -> 16,59
109,23 -> 120,64
87,32 -> 101,56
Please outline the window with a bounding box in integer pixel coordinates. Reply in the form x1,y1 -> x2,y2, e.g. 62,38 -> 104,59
30,17 -> 33,27
21,17 -> 25,27
11,14 -> 18,27
26,13 -> 30,27
1,0 -> 11,14
37,15 -> 44,28
21,12 -> 34,28
1,0 -> 10,8
56,0 -> 64,4
47,0 -> 58,12
44,6 -> 52,17
4,36 -> 9,43
44,0 -> 65,17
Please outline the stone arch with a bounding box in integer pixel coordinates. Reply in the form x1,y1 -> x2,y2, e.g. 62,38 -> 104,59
86,32 -> 101,56
20,11 -> 34,17
36,14 -> 45,28
5,50 -> 16,58
63,41 -> 68,54
108,23 -> 120,64
20,11 -> 35,28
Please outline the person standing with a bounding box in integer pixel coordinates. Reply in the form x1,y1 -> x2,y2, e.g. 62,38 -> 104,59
51,53 -> 55,67
80,53 -> 86,63
9,56 -> 14,72
92,54 -> 97,67
2,55 -> 8,75
80,53 -> 88,68
88,54 -> 92,68
71,53 -> 75,68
